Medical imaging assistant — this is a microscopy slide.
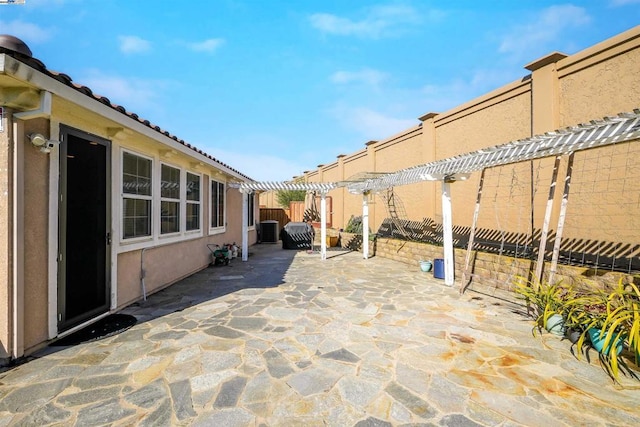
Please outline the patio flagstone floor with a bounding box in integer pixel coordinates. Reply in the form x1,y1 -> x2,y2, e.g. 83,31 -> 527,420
1,243 -> 639,426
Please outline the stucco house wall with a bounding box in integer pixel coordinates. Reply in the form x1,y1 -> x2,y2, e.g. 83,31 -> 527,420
0,38 -> 257,363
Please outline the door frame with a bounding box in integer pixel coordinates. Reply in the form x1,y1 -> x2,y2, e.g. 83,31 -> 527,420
56,124 -> 112,333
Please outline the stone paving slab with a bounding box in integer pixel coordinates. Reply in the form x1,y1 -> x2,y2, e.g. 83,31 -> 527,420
1,244 -> 639,426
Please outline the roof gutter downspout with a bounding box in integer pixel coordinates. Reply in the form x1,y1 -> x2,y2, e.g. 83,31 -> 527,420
140,248 -> 148,301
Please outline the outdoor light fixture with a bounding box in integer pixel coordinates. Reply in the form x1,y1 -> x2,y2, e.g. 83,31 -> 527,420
28,133 -> 58,153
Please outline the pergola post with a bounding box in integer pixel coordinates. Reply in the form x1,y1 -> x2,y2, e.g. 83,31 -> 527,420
549,153 -> 574,284
320,192 -> 327,260
442,180 -> 455,286
460,169 -> 485,293
535,155 -> 561,287
362,191 -> 369,259
241,189 -> 249,261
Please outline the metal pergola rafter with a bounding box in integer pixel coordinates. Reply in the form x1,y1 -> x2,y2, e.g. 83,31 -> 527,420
232,109 -> 640,287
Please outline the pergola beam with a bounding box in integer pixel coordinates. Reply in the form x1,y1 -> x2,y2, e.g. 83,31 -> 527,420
347,110 -> 640,193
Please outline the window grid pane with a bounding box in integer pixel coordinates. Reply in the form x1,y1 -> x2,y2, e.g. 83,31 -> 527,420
211,180 -> 225,228
187,173 -> 200,201
123,152 -> 152,196
247,193 -> 254,227
211,181 -> 218,227
161,165 -> 180,199
161,201 -> 180,234
123,198 -> 151,238
186,203 -> 200,231
218,182 -> 225,227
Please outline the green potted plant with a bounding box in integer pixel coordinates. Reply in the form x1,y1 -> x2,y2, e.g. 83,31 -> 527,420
514,277 -> 572,336
566,278 -> 640,381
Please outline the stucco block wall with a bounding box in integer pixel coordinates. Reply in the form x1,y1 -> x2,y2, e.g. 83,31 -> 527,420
341,152 -> 369,228
561,142 -> 640,245
372,127 -> 429,224
288,26 -> 640,288
558,33 -> 640,125
358,238 -> 633,293
433,87 -> 532,228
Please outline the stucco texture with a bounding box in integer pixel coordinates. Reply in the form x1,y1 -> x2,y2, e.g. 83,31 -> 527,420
22,119 -> 50,352
560,47 -> 640,125
0,112 -> 10,359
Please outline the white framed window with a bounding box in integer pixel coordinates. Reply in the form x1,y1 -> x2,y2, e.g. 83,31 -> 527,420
160,164 -> 180,234
186,172 -> 201,231
122,151 -> 152,239
247,192 -> 255,228
210,179 -> 225,231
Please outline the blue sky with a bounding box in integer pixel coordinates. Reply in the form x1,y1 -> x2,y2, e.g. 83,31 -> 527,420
1,1 -> 639,181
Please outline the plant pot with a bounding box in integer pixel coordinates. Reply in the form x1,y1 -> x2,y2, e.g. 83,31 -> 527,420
419,260 -> 432,272
545,314 -> 566,336
564,327 -> 582,344
587,328 -> 624,356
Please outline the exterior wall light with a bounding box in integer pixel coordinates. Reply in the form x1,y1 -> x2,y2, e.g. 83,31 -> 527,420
28,133 -> 58,153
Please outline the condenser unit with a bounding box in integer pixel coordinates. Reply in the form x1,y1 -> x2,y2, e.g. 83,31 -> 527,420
260,220 -> 279,243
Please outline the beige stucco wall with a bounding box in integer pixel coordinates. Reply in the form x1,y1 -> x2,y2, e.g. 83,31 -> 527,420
22,118 -> 50,351
555,31 -> 640,256
558,30 -> 640,125
117,237 -> 211,308
371,127 -> 428,227
0,109 -> 11,360
561,143 -> 640,245
432,84 -> 532,229
0,57 -> 256,358
342,150 -> 369,228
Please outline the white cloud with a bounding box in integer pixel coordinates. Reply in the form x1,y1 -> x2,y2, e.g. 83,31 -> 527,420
498,5 -> 590,59
77,70 -> 168,113
309,4 -> 423,38
118,35 -> 151,54
187,38 -> 225,53
330,68 -> 388,88
204,148 -> 307,182
28,0 -> 75,6
328,105 -> 416,140
610,0 -> 640,5
0,20 -> 52,44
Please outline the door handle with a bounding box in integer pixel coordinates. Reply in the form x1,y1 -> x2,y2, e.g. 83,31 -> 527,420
106,232 -> 112,245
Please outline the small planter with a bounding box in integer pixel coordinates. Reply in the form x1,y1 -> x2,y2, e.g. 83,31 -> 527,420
587,328 -> 624,356
564,327 -> 582,344
545,314 -> 566,336
419,260 -> 432,272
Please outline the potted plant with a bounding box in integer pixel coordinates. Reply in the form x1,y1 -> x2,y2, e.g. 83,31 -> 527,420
419,260 -> 432,272
514,277 -> 572,336
566,278 -> 640,381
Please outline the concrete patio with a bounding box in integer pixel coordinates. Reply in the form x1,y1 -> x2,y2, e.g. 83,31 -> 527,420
1,243 -> 639,426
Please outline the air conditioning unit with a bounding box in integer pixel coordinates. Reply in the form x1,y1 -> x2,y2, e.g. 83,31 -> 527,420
260,220 -> 279,243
